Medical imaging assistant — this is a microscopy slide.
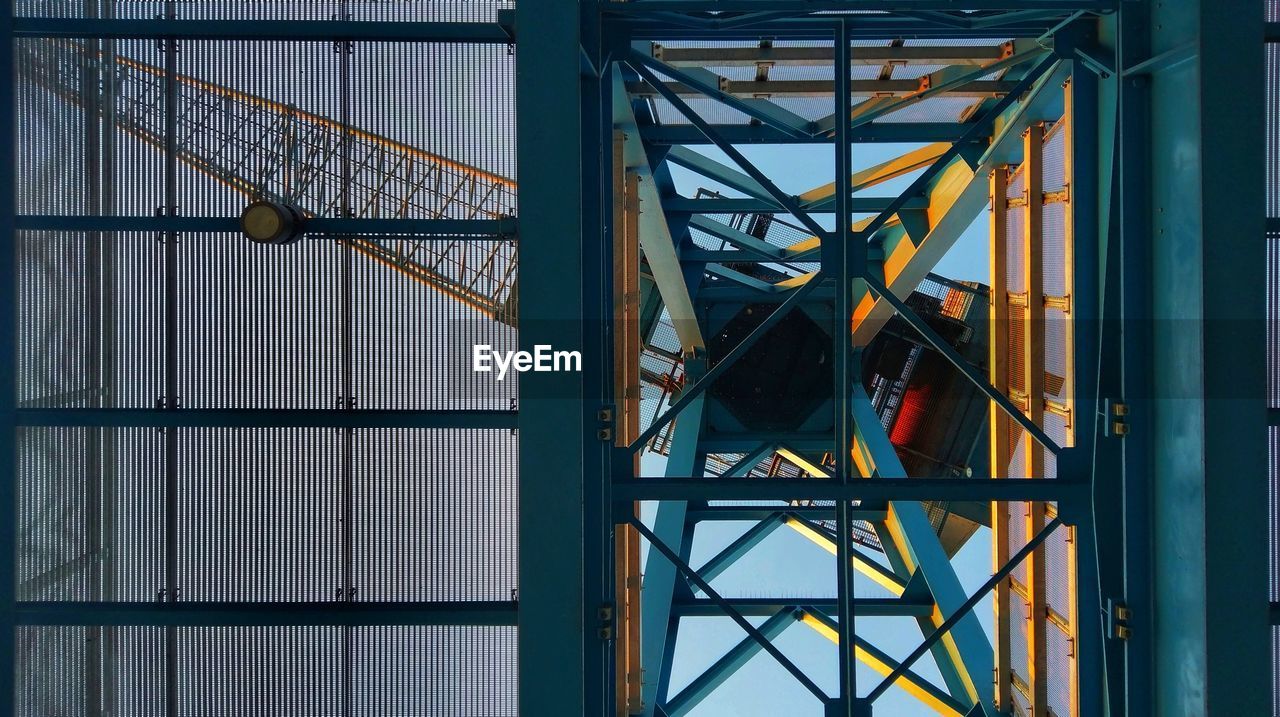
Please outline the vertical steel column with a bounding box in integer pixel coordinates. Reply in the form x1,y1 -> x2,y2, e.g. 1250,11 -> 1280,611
1021,121 -> 1048,717
639,396 -> 705,717
1059,79 -> 1082,717
1142,0 -> 1268,713
831,18 -> 859,717
1063,52 -> 1105,717
161,3 -> 180,715
517,1 -> 589,713
581,8 -> 612,711
0,0 -> 16,712
988,163 -> 1012,712
613,132 -> 643,716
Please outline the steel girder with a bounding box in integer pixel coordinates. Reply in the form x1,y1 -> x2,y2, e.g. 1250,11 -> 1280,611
610,11 -> 1097,717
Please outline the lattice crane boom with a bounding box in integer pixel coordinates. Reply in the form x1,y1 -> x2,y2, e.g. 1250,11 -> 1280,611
19,39 -> 520,323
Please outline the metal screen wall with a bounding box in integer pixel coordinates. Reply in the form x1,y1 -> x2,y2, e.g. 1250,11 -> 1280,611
12,2 -> 519,714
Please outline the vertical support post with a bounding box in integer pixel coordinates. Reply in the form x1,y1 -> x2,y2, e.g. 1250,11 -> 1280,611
1063,50 -> 1105,717
0,0 -> 16,712
613,130 -> 642,716
1142,1 -> 1268,714
639,395 -> 705,717
830,18 -> 859,717
1021,122 -> 1047,717
1059,79 -> 1080,717
988,164 -> 1012,712
517,1 -> 588,714
161,4 -> 180,715
582,11 -> 611,711
1061,83 -> 1077,437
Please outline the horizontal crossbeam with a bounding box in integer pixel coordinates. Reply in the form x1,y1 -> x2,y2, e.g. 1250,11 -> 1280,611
15,601 -> 518,626
15,215 -> 517,237
615,478 -> 1084,503
652,44 -> 1008,67
11,18 -> 514,42
672,598 -> 932,618
641,123 -> 970,145
16,408 -> 517,430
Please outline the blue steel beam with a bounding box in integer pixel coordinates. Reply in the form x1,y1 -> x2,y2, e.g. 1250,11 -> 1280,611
714,442 -> 776,477
686,215 -> 786,262
867,517 -> 1064,705
614,68 -> 706,353
687,506 -> 888,522
1060,45 -> 1105,717
692,515 -> 786,586
703,263 -> 779,292
663,195 -> 926,215
640,393 -> 706,717
850,388 -> 994,715
665,147 -> 785,207
617,17 -> 1082,43
632,58 -> 812,138
672,599 -> 930,618
662,611 -> 798,717
862,274 -> 1061,454
1140,0 -> 1269,713
628,52 -> 829,239
633,517 -> 828,702
802,611 -> 971,717
605,2 -> 1113,14
517,1 -> 590,714
831,22 -> 858,716
641,123 -> 971,145
614,477 -> 1086,503
630,276 -> 820,452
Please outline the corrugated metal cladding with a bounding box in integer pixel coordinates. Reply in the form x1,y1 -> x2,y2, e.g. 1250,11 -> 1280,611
14,2 -> 518,714
18,626 -> 516,715
14,1 -> 514,21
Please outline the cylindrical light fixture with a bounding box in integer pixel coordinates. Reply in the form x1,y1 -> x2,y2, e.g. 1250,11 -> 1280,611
240,200 -> 305,245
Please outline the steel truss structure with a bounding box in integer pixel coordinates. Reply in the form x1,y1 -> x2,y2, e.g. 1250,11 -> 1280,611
0,1 -> 1272,716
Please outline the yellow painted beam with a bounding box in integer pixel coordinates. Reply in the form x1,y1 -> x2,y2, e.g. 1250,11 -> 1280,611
800,613 -> 965,717
989,162 -> 1014,713
796,143 -> 952,207
781,516 -> 906,597
775,447 -> 829,477
1022,122 -> 1049,717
